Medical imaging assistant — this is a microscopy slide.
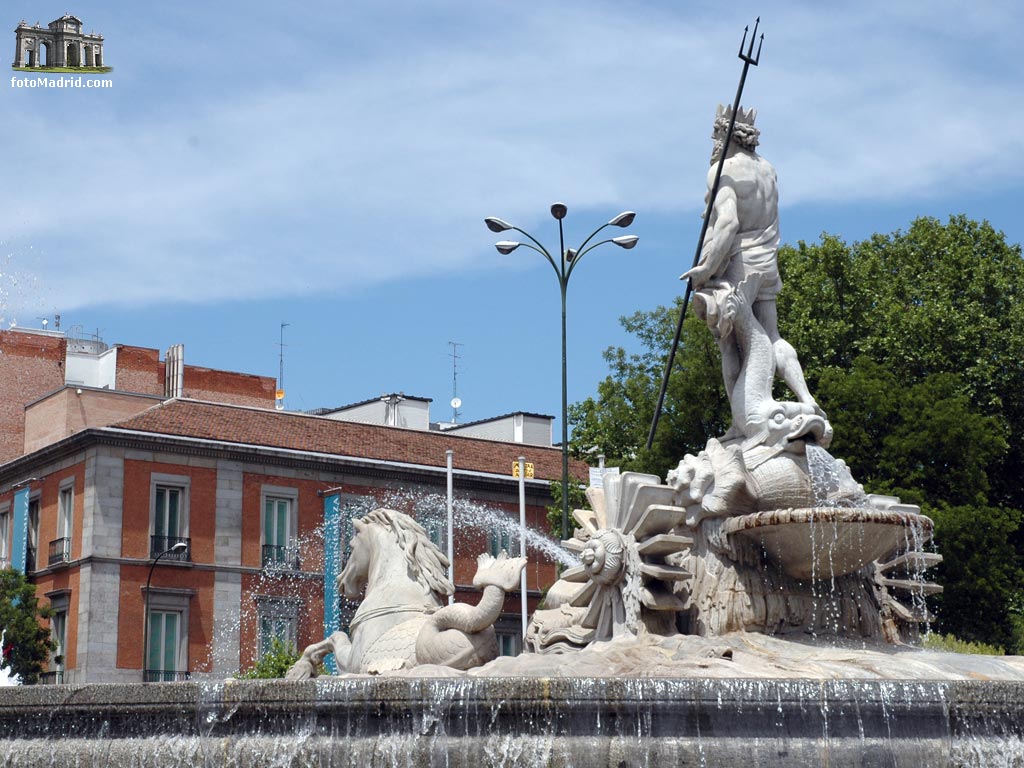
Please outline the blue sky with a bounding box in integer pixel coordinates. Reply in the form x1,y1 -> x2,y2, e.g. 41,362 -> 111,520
2,1 -> 1023,430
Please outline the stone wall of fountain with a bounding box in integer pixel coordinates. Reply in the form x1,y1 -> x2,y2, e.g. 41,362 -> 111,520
1,677 -> 1023,767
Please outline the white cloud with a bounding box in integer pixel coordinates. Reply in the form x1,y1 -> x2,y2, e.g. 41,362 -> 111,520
1,1 -> 1021,311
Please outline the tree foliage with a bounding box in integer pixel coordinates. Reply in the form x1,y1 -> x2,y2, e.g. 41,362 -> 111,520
570,215 -> 1024,651
236,637 -> 300,679
0,569 -> 55,685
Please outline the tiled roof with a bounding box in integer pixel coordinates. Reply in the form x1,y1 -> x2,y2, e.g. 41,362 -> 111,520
111,399 -> 587,480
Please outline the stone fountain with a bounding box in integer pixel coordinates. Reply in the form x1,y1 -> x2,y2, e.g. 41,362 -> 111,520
2,104 -> 1023,766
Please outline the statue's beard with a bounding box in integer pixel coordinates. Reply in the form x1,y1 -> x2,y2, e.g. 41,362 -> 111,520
710,139 -> 725,165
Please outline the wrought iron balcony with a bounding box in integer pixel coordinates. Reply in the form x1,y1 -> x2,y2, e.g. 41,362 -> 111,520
143,669 -> 191,683
48,537 -> 71,566
149,536 -> 191,561
261,544 -> 301,570
38,670 -> 64,685
25,546 -> 36,572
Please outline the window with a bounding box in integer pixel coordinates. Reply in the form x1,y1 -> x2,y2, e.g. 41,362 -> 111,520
496,632 -> 520,657
58,484 -> 73,540
0,505 -> 9,569
425,518 -> 446,550
150,475 -> 190,561
261,487 -> 298,569
147,611 -> 184,682
26,498 -> 40,572
144,588 -> 192,682
43,590 -> 70,684
48,482 -> 74,566
488,527 -> 517,558
256,596 -> 299,659
49,610 -> 66,681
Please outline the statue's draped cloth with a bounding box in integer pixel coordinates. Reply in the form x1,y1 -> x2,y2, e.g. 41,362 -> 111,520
693,218 -> 782,339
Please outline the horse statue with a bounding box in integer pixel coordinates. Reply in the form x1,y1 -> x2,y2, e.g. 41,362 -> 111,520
286,508 -> 527,676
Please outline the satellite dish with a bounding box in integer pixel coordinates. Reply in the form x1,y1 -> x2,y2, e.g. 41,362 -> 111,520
450,397 -> 462,409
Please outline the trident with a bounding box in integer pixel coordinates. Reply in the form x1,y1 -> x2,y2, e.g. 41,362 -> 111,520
645,19 -> 764,450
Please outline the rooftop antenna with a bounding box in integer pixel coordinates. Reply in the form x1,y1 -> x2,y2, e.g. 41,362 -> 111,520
448,341 -> 463,423
276,322 -> 290,411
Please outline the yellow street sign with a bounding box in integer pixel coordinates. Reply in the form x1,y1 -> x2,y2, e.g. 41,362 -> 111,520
512,462 -> 535,479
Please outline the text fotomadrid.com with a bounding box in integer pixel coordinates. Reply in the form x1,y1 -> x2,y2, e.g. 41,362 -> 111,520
10,75 -> 113,88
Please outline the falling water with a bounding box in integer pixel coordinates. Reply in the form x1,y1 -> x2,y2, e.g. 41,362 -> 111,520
805,444 -> 869,508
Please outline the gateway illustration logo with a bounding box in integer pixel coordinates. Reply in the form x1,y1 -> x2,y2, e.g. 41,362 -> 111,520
12,15 -> 111,73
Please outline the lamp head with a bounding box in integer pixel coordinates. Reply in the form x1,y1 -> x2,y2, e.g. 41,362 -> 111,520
495,241 -> 521,255
608,211 -> 636,228
612,235 -> 639,250
550,202 -> 568,220
484,217 -> 513,233
170,542 -> 187,552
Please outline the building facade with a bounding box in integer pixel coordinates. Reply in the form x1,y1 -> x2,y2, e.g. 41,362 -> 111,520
0,328 -> 583,683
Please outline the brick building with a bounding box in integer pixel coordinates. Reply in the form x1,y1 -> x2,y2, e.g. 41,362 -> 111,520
0,328 -> 583,683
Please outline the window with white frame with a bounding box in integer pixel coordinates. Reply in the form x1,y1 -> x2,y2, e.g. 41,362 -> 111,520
150,474 -> 190,560
261,487 -> 298,569
256,596 -> 300,659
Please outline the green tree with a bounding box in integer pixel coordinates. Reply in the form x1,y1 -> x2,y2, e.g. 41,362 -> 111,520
571,215 -> 1024,651
569,304 -> 729,476
545,479 -> 589,540
0,569 -> 55,684
236,637 -> 300,679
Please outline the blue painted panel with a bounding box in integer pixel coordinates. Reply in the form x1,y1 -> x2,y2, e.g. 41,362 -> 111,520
10,487 -> 29,573
322,493 -> 341,673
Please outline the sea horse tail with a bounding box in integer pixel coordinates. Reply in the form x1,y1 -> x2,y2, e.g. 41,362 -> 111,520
415,552 -> 527,668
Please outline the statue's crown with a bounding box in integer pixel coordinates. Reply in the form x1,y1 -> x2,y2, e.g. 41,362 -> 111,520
715,104 -> 757,126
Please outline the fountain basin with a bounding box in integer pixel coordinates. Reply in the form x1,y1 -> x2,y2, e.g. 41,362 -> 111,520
723,507 -> 934,580
0,676 -> 1021,767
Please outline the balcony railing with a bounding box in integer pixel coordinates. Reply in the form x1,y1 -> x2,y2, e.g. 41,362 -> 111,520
149,536 -> 191,561
0,557 -> 10,570
261,544 -> 301,570
143,669 -> 191,683
48,537 -> 71,566
38,670 -> 65,685
25,546 -> 36,572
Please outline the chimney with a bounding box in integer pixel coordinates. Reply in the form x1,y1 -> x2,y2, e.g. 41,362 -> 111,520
165,344 -> 185,399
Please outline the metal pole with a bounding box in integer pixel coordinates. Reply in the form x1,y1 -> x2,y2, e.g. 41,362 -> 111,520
646,19 -> 764,450
518,456 -> 528,639
446,449 -> 455,606
558,220 -> 570,541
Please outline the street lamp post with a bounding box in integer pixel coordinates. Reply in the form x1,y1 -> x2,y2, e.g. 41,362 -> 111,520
485,204 -> 637,540
142,541 -> 187,682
